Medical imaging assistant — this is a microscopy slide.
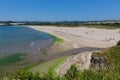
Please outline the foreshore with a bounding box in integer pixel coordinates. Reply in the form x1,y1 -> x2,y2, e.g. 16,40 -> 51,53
27,26 -> 120,48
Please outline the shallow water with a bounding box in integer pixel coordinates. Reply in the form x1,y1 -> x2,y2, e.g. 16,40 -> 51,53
0,26 -> 54,55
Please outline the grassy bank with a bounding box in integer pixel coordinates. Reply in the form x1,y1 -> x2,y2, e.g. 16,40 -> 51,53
103,45 -> 120,72
91,45 -> 120,79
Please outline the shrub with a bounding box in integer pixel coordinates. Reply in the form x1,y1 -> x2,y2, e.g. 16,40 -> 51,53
64,64 -> 78,80
11,70 -> 41,80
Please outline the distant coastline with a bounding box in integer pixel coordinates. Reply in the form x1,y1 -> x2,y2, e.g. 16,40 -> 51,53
0,20 -> 120,29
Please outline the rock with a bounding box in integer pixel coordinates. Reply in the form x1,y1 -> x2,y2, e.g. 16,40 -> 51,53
57,52 -> 92,76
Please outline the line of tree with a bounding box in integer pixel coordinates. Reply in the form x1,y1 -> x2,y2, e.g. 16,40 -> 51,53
0,21 -> 120,28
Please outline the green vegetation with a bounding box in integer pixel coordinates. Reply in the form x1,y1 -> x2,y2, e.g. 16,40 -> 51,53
23,21 -> 120,29
104,45 -> 120,72
40,33 -> 65,55
55,23 -> 120,29
1,21 -> 120,29
65,64 -> 78,80
2,44 -> 120,79
0,53 -> 26,66
6,64 -> 119,80
51,34 -> 64,43
91,45 -> 120,79
64,64 -> 118,80
10,70 -> 41,80
48,34 -> 65,52
78,24 -> 120,29
31,56 -> 67,75
47,56 -> 67,76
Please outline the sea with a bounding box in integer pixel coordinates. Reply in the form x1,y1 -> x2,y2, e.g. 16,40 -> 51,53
0,26 -> 54,55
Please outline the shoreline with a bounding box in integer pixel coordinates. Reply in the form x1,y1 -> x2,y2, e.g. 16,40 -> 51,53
27,25 -> 120,48
27,25 -> 120,75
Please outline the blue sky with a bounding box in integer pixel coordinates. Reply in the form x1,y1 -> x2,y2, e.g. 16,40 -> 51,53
0,0 -> 120,21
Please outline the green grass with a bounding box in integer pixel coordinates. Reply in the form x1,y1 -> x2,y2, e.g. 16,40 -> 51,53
0,53 -> 26,66
91,45 -> 120,79
104,45 -> 120,72
74,69 -> 119,80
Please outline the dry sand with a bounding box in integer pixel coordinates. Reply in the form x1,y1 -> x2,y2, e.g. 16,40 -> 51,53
28,26 -> 120,48
27,26 -> 120,75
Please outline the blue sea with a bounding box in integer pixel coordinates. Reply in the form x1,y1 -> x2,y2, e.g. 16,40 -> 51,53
0,26 -> 54,55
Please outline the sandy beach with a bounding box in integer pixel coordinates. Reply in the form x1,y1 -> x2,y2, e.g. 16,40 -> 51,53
28,26 -> 120,48
28,26 -> 120,75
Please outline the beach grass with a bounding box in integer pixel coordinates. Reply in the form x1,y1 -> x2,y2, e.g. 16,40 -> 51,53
0,53 -> 26,66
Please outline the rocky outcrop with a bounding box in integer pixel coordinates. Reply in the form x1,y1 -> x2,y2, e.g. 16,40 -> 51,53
57,52 -> 92,76
90,55 -> 108,70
